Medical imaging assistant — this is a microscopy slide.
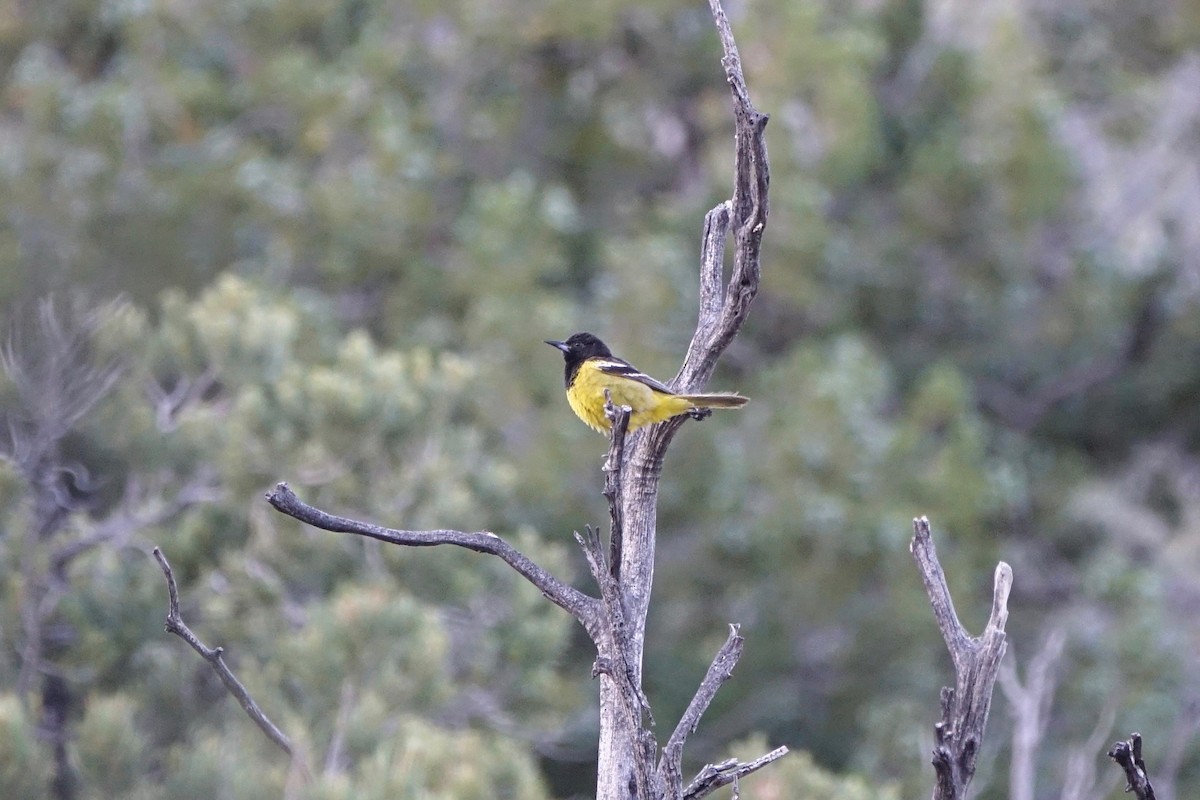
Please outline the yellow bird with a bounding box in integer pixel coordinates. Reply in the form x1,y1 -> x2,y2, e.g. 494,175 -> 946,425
545,332 -> 748,433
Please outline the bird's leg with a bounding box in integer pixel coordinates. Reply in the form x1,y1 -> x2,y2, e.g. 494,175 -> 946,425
687,407 -> 713,422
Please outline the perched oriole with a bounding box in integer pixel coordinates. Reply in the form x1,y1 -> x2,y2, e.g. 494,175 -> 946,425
545,332 -> 748,433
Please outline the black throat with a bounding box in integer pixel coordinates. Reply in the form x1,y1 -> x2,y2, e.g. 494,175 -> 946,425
563,357 -> 582,390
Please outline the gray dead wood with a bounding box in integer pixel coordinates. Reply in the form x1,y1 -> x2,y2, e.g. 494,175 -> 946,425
911,517 -> 1012,800
1109,733 -> 1157,800
153,547 -> 300,765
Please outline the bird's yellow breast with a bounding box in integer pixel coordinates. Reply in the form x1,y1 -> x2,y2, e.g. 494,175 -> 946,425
567,362 -> 693,432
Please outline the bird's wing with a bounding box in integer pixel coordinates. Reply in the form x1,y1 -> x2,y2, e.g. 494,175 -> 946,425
593,357 -> 675,394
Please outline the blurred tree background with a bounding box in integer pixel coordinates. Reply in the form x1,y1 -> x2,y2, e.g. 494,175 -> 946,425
1,0 -> 1199,797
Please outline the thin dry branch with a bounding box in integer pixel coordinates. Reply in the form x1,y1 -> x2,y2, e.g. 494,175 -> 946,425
152,547 -> 298,762
1109,733 -> 1157,800
659,624 -> 747,796
911,517 -> 1012,800
682,746 -> 790,800
676,0 -> 770,392
51,475 -> 219,578
265,483 -> 599,630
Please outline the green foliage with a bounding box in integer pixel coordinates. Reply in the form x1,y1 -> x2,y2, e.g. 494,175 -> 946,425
0,695 -> 52,798
0,276 -> 576,796
300,716 -> 551,800
1,0 -> 1199,797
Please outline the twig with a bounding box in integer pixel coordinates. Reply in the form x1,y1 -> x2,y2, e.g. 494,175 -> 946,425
152,547 -> 298,762
659,624 -> 746,796
682,746 -> 790,800
323,679 -> 357,776
911,517 -> 1012,800
1109,733 -> 1157,800
266,483 -> 599,631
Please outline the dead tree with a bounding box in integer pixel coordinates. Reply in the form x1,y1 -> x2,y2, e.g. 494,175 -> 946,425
259,2 -> 776,798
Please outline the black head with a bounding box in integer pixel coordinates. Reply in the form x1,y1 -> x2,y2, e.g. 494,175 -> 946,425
545,333 -> 612,387
545,332 -> 613,362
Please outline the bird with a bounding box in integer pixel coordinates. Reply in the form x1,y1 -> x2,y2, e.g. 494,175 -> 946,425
545,332 -> 748,433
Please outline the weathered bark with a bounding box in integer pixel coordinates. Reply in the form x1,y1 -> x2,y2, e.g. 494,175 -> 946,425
1109,733 -> 1157,800
911,517 -> 1012,800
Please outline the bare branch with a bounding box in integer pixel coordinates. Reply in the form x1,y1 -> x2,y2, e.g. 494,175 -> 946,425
2,295 -> 125,463
146,366 -> 219,433
911,517 -> 1012,800
323,680 -> 357,776
152,547 -> 299,763
575,524 -> 653,726
676,0 -> 770,392
659,624 -> 746,796
1109,733 -> 1157,800
265,483 -> 598,630
682,746 -> 790,800
910,518 -> 975,667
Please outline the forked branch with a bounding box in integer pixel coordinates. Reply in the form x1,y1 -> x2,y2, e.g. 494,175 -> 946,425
682,746 -> 790,800
911,517 -> 1012,800
659,625 -> 759,796
675,0 -> 770,393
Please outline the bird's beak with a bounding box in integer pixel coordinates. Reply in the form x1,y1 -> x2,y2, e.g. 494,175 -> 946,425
545,340 -> 570,353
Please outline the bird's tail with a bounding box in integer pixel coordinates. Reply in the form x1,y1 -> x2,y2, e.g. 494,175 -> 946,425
676,392 -> 749,409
